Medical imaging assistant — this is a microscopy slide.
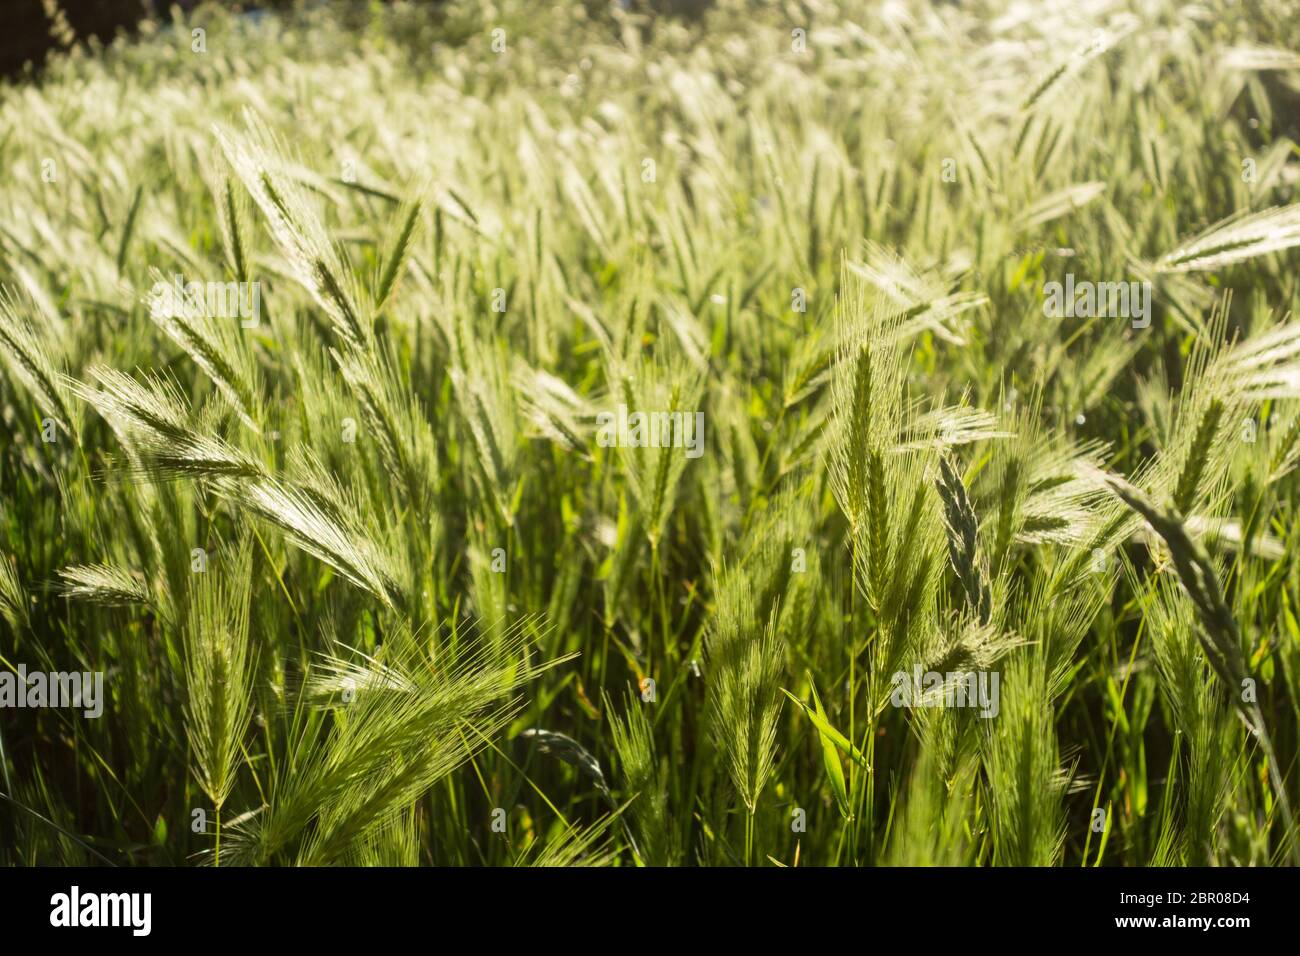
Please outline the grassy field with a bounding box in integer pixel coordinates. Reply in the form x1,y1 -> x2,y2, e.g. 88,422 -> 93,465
2,0 -> 1300,867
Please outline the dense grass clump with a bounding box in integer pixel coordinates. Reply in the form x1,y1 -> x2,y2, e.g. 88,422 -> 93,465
2,0 -> 1300,866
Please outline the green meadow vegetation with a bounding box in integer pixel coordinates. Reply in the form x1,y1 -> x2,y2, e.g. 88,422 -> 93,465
2,0 -> 1300,866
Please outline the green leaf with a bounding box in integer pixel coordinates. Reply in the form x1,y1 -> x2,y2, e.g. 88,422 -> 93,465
809,678 -> 851,819
781,686 -> 871,773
